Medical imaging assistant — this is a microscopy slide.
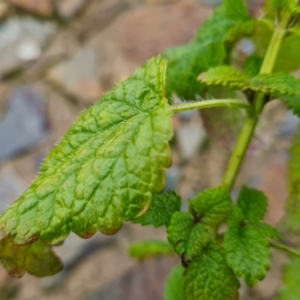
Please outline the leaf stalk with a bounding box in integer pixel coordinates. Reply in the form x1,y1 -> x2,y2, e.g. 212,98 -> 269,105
171,99 -> 250,113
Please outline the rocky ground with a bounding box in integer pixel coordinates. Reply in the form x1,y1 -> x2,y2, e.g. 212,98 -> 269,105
0,0 -> 297,299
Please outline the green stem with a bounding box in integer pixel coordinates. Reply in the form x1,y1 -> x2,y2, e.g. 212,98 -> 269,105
270,241 -> 300,259
221,12 -> 291,191
171,99 -> 250,113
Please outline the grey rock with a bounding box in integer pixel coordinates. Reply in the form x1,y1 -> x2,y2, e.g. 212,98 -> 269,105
47,46 -> 101,103
42,233 -> 114,289
0,86 -> 48,162
0,167 -> 26,213
278,111 -> 300,137
164,166 -> 181,192
176,122 -> 207,161
0,17 -> 56,78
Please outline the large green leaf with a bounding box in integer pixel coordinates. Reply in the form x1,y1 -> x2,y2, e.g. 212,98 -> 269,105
132,191 -> 182,228
183,242 -> 240,300
164,0 -> 250,99
0,57 -> 173,276
164,265 -> 187,300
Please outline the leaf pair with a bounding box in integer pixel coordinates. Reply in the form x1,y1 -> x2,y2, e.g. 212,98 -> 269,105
199,66 -> 300,96
0,57 -> 174,277
167,187 -> 232,261
225,187 -> 278,286
166,188 -> 239,300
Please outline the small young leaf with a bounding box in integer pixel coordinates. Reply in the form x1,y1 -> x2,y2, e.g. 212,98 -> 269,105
0,237 -> 62,278
199,66 -> 249,90
278,255 -> 300,300
129,240 -> 174,260
189,187 -> 233,227
164,265 -> 187,300
284,125 -> 300,233
167,212 -> 210,260
225,223 -> 272,286
184,242 -> 240,300
237,186 -> 268,222
164,0 -> 250,99
132,191 -> 182,228
0,57 -> 173,276
250,73 -> 300,95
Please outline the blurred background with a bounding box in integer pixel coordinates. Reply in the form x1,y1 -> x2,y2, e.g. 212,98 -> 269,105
0,0 -> 297,299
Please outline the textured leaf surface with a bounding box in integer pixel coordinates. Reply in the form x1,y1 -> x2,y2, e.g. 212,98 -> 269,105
279,94 -> 300,118
0,57 -> 173,276
164,265 -> 187,300
285,125 -> 300,233
184,242 -> 239,300
278,255 -> 300,300
133,191 -> 181,228
237,186 -> 268,222
200,67 -> 300,97
199,66 -> 249,90
189,187 -> 233,227
0,237 -> 62,278
167,212 -> 209,260
129,240 -> 174,260
225,222 -> 272,286
250,73 -> 300,95
164,0 -> 250,99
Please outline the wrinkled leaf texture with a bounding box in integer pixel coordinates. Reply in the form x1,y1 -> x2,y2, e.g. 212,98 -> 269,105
0,57 -> 174,277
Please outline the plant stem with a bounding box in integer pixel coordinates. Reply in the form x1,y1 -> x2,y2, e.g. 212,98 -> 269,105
221,12 -> 292,191
171,99 -> 250,113
270,241 -> 300,259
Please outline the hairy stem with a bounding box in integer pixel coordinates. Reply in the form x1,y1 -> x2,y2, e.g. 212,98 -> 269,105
171,99 -> 250,113
270,241 -> 300,259
221,12 -> 292,191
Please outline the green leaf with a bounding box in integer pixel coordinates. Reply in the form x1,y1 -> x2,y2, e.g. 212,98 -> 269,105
164,0 -> 250,99
275,35 -> 300,72
184,242 -> 240,300
132,191 -> 181,228
0,237 -> 62,278
237,186 -> 268,222
0,57 -> 173,276
278,94 -> 300,117
189,187 -> 233,227
244,56 -> 263,77
250,73 -> 300,95
200,67 -> 300,97
167,212 -> 210,260
199,66 -> 249,90
284,125 -> 300,233
225,223 -> 272,286
164,265 -> 187,300
129,240 -> 174,260
278,255 -> 300,300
